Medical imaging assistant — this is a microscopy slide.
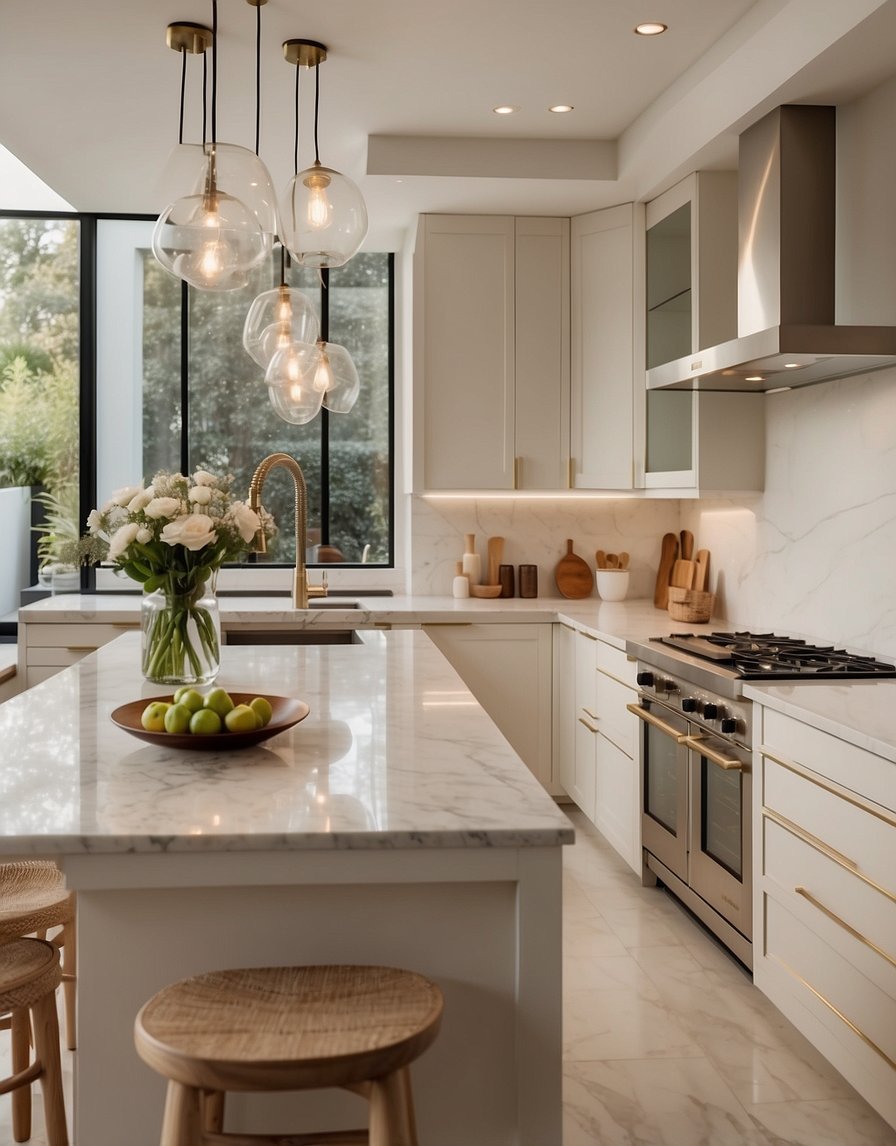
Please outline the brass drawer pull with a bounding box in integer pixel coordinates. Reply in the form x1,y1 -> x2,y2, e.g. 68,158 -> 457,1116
795,886 -> 896,970
764,807 -> 896,904
627,703 -> 688,743
578,716 -> 598,734
762,749 -> 896,828
774,955 -> 896,1071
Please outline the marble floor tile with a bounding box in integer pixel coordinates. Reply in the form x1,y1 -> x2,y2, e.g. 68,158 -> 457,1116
746,1097 -> 896,1144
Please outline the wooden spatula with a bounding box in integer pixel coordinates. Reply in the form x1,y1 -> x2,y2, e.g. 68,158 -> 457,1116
654,533 -> 678,608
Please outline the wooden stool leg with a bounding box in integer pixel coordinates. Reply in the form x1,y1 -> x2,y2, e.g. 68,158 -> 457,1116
201,1088 -> 225,1133
159,1080 -> 203,1146
10,1007 -> 31,1143
61,914 -> 77,1052
368,1067 -> 418,1146
31,991 -> 68,1146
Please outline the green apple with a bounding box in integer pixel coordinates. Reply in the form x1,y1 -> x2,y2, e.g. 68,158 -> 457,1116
203,688 -> 234,717
141,701 -> 171,732
173,687 -> 205,713
189,708 -> 222,735
249,696 -> 273,727
225,704 -> 260,733
164,703 -> 192,734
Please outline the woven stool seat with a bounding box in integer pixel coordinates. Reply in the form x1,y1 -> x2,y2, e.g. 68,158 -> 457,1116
135,964 -> 444,1146
0,938 -> 68,1145
0,861 -> 76,1051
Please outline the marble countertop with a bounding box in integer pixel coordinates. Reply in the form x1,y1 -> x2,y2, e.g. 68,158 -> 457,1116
17,592 -> 705,650
0,630 -> 574,856
744,679 -> 896,764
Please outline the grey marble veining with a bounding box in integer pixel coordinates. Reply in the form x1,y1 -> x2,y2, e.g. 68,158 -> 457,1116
0,630 -> 572,854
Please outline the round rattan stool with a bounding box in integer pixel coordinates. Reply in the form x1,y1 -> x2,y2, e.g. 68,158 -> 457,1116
0,938 -> 68,1146
134,964 -> 444,1146
0,861 -> 76,1051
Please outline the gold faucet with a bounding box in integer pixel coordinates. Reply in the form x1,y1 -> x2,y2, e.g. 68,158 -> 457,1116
248,452 -> 327,608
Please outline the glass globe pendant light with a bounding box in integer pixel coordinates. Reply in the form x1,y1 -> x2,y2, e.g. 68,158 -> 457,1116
243,246 -> 320,369
152,2 -> 273,291
279,40 -> 368,269
265,339 -> 325,424
312,338 -> 361,414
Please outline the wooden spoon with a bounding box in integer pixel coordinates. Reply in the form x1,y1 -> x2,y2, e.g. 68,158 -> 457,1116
595,550 -> 607,569
618,552 -> 630,570
605,553 -> 618,568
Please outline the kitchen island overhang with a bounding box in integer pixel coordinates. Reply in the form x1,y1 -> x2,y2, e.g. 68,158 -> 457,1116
0,629 -> 572,1146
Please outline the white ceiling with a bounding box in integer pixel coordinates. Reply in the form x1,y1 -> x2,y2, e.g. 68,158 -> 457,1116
2,0 -> 896,248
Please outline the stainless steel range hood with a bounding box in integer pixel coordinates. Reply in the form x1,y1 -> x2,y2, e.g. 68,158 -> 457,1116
647,105 -> 896,393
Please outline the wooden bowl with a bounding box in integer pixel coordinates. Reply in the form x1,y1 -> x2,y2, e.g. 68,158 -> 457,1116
667,587 -> 714,623
469,584 -> 502,598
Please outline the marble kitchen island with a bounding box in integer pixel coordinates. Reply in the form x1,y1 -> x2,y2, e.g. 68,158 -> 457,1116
0,630 -> 573,1146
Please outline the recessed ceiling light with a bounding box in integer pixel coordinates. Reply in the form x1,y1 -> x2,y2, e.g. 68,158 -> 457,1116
549,104 -> 574,114
765,386 -> 792,394
493,105 -> 519,115
745,375 -> 764,383
634,21 -> 668,36
783,362 -> 801,369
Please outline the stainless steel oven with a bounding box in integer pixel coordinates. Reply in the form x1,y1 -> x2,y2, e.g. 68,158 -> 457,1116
629,685 -> 752,968
625,628 -> 896,971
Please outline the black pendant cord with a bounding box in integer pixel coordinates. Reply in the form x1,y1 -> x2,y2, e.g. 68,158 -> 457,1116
279,242 -> 286,288
210,0 -> 218,146
254,0 -> 261,155
178,47 -> 187,145
201,51 -> 208,145
313,61 -> 321,165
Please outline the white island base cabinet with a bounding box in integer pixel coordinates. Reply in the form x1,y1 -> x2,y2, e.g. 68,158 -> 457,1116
752,703 -> 896,1131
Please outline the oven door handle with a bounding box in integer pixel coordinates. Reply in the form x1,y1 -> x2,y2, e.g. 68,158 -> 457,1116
683,734 -> 748,771
626,703 -> 689,743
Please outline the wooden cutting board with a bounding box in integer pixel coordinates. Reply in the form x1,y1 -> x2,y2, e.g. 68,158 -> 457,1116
694,549 -> 710,592
670,558 -> 696,589
486,536 -> 505,585
654,533 -> 678,608
554,539 -> 593,599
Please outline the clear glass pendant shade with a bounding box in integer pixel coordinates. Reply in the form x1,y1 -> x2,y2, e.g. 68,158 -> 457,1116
313,340 -> 361,414
152,144 -> 278,290
265,340 -> 325,424
280,162 -> 368,269
156,142 -> 280,238
242,284 -> 320,369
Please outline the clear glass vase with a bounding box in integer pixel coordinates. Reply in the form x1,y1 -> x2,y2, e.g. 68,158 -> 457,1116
140,575 -> 221,687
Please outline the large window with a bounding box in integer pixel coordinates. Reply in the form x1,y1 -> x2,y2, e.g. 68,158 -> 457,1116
97,218 -> 394,574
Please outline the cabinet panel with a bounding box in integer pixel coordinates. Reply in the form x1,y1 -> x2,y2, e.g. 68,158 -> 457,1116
416,215 -> 515,490
570,204 -> 643,490
554,624 -> 577,799
424,623 -> 555,792
595,733 -> 639,873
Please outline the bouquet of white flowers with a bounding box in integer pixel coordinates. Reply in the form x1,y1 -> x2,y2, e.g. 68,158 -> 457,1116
75,468 -> 276,684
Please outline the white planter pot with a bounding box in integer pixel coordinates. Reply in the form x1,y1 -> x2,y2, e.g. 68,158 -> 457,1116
0,486 -> 32,616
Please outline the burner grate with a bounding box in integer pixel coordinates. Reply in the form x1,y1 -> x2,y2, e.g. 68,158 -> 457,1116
661,631 -> 896,680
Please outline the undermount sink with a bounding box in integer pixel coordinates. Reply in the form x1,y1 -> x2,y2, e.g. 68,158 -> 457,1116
226,629 -> 363,646
308,598 -> 362,609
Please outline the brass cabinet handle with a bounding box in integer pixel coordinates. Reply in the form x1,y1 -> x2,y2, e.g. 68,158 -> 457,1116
567,457 -> 574,489
764,807 -> 895,903
794,886 -> 896,970
683,734 -> 747,771
626,702 -> 688,743
773,955 -> 896,1070
514,456 -> 521,490
578,716 -> 598,734
761,749 -> 896,828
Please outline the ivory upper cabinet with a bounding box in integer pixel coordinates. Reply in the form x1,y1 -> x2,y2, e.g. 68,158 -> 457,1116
413,214 -> 569,492
644,173 -> 765,492
570,203 -> 645,490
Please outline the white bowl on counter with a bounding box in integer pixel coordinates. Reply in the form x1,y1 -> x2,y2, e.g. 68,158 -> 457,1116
595,569 -> 630,601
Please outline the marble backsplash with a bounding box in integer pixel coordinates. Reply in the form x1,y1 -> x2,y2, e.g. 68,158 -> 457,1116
409,370 -> 896,661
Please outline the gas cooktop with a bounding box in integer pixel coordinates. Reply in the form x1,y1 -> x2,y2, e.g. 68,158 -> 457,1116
658,631 -> 896,680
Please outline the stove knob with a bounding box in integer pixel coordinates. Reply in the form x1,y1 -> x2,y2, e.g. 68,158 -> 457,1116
636,671 -> 655,688
703,703 -> 719,720
681,697 -> 698,713
660,678 -> 679,694
720,717 -> 738,735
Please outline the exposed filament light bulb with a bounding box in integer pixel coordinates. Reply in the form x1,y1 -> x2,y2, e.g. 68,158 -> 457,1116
304,164 -> 333,230
312,342 -> 332,392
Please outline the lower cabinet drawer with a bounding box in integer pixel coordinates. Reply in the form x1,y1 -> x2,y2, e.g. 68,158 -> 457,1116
596,668 -> 636,756
764,891 -> 896,1072
763,815 -> 896,997
25,623 -> 136,648
28,647 -> 98,668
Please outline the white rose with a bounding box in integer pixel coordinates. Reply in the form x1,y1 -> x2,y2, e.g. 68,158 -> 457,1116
192,469 -> 217,486
160,514 -> 217,552
111,484 -> 142,507
188,485 -> 212,505
144,497 -> 182,520
136,527 -> 153,544
227,501 -> 261,543
127,489 -> 154,513
108,522 -> 140,561
86,509 -> 104,534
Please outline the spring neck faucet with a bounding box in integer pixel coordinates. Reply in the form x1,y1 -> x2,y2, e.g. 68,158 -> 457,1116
248,452 -> 312,608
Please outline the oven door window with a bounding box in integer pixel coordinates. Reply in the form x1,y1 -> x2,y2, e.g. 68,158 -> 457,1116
700,755 -> 743,879
644,718 -> 685,834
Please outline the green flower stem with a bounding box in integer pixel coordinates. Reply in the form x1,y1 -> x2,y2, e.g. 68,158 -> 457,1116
141,577 -> 220,685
